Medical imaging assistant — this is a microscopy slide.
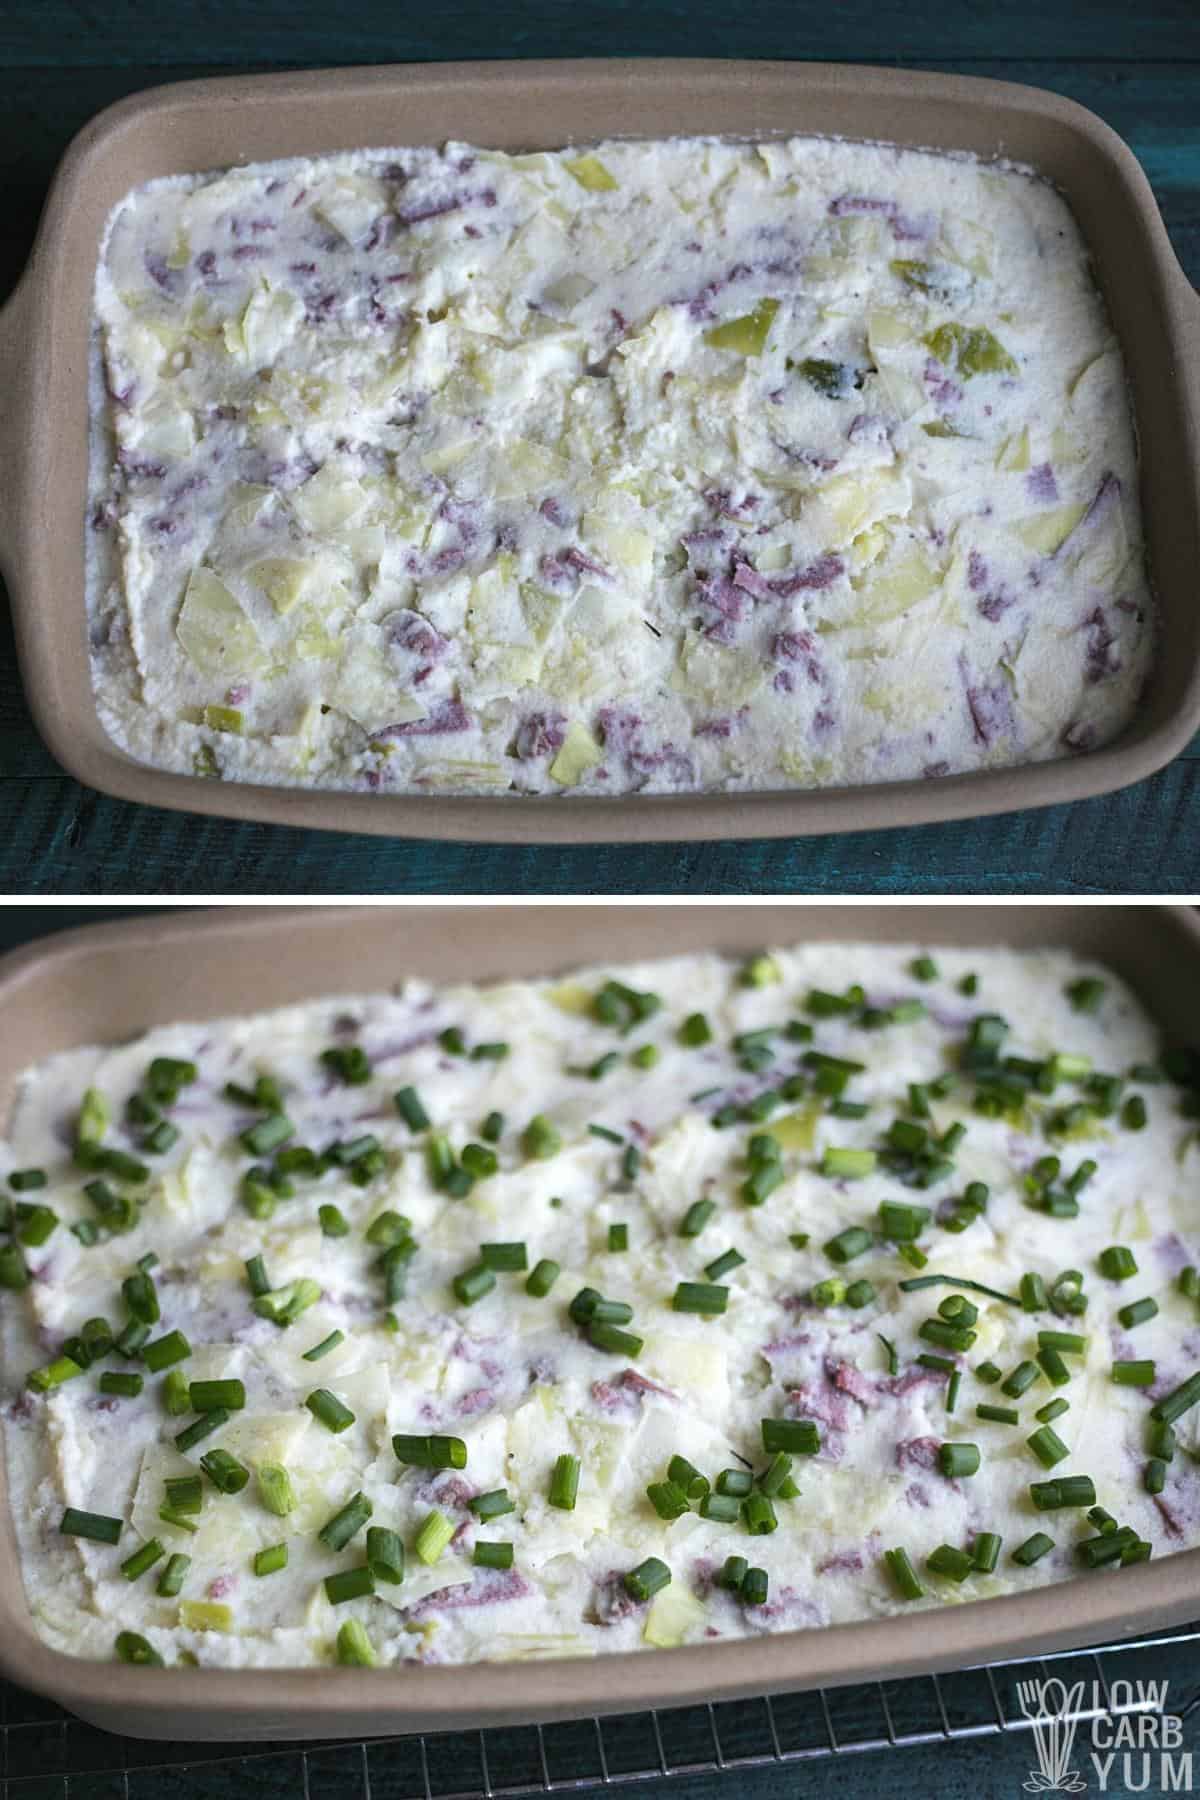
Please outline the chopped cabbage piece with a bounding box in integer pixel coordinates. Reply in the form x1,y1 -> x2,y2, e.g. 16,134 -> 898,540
548,720 -> 603,786
176,568 -> 266,678
705,298 -> 779,357
564,154 -> 618,192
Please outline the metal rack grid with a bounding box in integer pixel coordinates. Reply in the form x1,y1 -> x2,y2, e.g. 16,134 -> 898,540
2,1621 -> 1198,1798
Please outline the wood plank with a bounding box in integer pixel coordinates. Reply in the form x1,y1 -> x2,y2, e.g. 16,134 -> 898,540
2,756 -> 1197,895
3,3 -> 1199,67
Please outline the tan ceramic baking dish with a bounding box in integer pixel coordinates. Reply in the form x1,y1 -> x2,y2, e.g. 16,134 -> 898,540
0,61 -> 1198,844
0,901 -> 1197,1740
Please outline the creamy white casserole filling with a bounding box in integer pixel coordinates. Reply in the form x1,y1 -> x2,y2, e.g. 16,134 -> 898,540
86,135 -> 1153,796
2,943 -> 1196,1670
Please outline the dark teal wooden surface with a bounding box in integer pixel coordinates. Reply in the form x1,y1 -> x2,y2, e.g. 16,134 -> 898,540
2,5 -> 1199,893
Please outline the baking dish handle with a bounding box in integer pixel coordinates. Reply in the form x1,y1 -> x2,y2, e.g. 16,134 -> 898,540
0,273 -> 32,583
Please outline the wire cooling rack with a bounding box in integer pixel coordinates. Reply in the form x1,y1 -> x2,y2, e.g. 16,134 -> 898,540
2,1623 -> 1197,1799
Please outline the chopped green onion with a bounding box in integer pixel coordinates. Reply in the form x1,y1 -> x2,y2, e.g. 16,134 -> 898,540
453,1264 -> 496,1306
877,1334 -> 899,1377
879,1201 -> 930,1242
1037,1347 -> 1071,1389
884,1547 -> 924,1599
1001,1362 -> 1040,1399
121,1539 -> 165,1582
122,1271 -> 160,1325
1012,1532 -> 1055,1566
759,1452 -> 793,1498
319,1491 -> 373,1552
1118,1297 -> 1159,1330
303,1330 -> 345,1363
1144,1458 -> 1167,1495
919,1320 -> 976,1353
336,1620 -> 377,1666
27,1356 -> 84,1393
60,1508 -> 121,1544
549,1454 -> 580,1511
142,1331 -> 191,1373
240,1114 -> 294,1157
938,1443 -> 980,1478
824,1227 -> 873,1264
252,1278 -> 321,1327
158,1505 -> 198,1535
99,1371 -> 143,1399
820,1148 -> 876,1179
1148,1419 -> 1176,1461
740,1566 -> 768,1606
256,1463 -> 296,1517
481,1111 -> 505,1143
680,1200 -> 716,1238
525,1259 -> 561,1298
1031,1476 -> 1096,1510
156,1553 -> 191,1597
607,1223 -> 629,1253
469,1489 -> 515,1522
926,1544 -> 974,1582
742,1162 -> 783,1207
972,1532 -> 1002,1574
845,1279 -> 876,1309
1150,1370 -> 1200,1424
189,1380 -> 245,1413
647,1479 -> 692,1520
8,1168 -> 47,1192
672,1281 -> 728,1315
1067,977 -> 1106,1013
173,1408 -> 230,1453
1020,1273 -> 1048,1312
720,1554 -> 750,1591
587,1322 -> 644,1356
115,1320 -> 149,1358
199,1449 -> 249,1494
589,1124 -> 624,1144
1027,1426 -> 1069,1469
244,1255 -> 271,1297
0,1244 -> 28,1289
305,1388 -> 355,1434
624,1556 -> 671,1600
473,1540 -> 514,1570
325,1567 -> 375,1605
521,1115 -> 562,1160
162,1371 -> 191,1417
1112,1360 -> 1156,1388
742,1493 -> 778,1535
391,1434 -> 467,1471
319,1205 -> 350,1238
478,1241 -> 527,1272
414,1509 -> 455,1566
394,1087 -> 430,1132
254,1543 -> 288,1577
762,1418 -> 820,1456
704,1248 -> 745,1282
900,1273 -> 1021,1306
679,1012 -> 712,1046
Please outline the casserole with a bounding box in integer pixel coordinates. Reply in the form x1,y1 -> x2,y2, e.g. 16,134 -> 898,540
0,60 -> 1197,843
0,901 -> 1195,1739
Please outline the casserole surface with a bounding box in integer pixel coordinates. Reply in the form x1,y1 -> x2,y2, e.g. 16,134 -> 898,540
87,133 -> 1150,797
0,906 -> 1196,1738
1,62 -> 1197,839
